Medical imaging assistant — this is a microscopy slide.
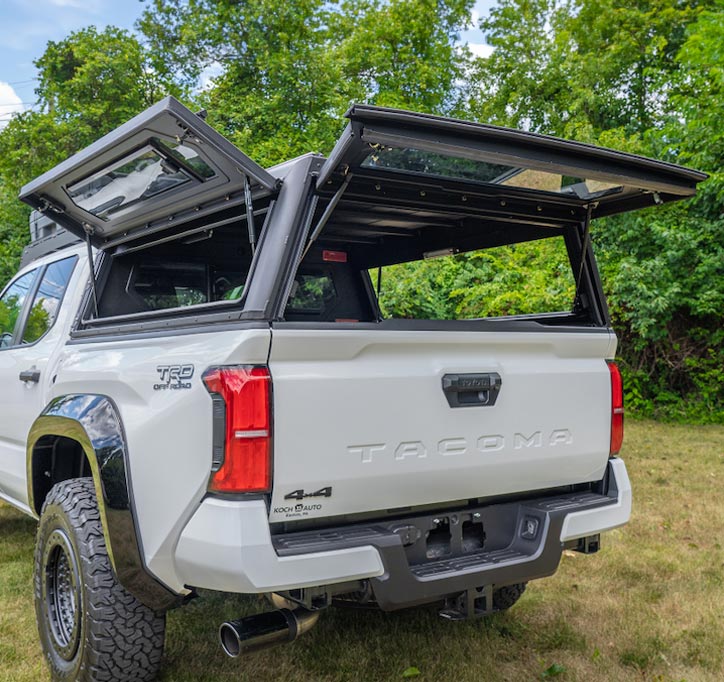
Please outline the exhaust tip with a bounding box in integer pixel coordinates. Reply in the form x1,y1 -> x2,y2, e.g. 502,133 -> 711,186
219,622 -> 242,658
219,608 -> 321,658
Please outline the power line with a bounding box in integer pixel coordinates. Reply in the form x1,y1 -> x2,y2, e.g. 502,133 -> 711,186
0,102 -> 39,111
2,78 -> 38,86
0,109 -> 38,120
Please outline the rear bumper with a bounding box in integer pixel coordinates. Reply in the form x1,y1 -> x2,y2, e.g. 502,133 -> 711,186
174,498 -> 385,593
174,458 -> 630,604
559,457 -> 631,541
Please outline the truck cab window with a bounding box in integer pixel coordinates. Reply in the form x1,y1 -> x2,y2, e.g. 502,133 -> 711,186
0,269 -> 38,348
22,256 -> 77,344
283,255 -> 377,322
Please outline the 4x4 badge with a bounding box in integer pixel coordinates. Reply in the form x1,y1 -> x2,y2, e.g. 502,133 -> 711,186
284,486 -> 333,501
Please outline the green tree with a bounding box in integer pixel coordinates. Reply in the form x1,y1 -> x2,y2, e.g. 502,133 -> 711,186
0,0 -> 719,421
332,0 -> 474,113
470,0 -> 708,137
0,26 -> 181,286
139,0 -> 342,164
379,239 -> 574,320
667,1 -> 724,214
468,0 -> 723,421
138,0 -> 474,165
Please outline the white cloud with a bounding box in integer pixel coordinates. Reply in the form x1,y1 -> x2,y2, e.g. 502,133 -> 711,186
46,0 -> 103,13
473,0 -> 496,15
468,42 -> 495,59
199,61 -> 225,92
0,82 -> 25,129
461,1 -> 496,51
49,0 -> 88,8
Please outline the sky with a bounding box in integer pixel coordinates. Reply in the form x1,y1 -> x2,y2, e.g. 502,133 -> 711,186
0,0 -> 141,126
0,0 -> 495,128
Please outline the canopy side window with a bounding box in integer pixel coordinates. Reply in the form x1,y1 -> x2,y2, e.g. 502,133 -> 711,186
19,96 -> 280,250
317,105 -> 707,220
84,196 -> 274,325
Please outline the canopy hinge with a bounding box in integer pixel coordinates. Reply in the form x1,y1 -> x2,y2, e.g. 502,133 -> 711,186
38,196 -> 65,215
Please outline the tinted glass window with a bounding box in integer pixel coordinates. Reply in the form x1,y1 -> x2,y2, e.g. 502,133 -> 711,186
129,263 -> 208,311
67,145 -> 195,221
94,215 -> 261,320
361,145 -> 622,199
0,269 -> 38,347
23,257 -> 77,343
287,273 -> 336,312
154,138 -> 215,179
283,258 -> 376,323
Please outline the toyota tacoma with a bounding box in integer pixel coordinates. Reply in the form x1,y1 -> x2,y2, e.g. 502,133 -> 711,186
0,97 -> 706,681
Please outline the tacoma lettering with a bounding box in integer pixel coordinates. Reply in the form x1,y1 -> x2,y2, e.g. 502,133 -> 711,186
349,430 -> 573,462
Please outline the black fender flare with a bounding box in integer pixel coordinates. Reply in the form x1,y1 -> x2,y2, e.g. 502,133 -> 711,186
27,394 -> 182,611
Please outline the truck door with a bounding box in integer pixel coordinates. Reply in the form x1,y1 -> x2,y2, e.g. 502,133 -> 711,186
0,255 -> 80,509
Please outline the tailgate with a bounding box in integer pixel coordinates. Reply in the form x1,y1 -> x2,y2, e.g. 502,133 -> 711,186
267,327 -> 616,523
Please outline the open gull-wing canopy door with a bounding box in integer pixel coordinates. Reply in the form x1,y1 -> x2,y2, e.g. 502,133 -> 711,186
19,97 -> 280,249
317,105 -> 707,227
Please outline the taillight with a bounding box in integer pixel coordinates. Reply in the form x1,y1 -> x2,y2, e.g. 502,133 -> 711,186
202,366 -> 271,493
607,361 -> 624,456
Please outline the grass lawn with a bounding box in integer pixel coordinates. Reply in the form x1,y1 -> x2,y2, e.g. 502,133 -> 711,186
1,420 -> 723,681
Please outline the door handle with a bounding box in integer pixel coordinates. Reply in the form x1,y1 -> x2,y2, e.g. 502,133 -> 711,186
442,372 -> 502,408
19,369 -> 41,384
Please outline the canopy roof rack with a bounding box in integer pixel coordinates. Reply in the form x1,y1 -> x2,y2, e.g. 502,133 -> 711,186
20,210 -> 82,268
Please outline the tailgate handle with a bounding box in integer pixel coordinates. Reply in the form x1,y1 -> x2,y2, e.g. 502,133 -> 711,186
442,373 -> 501,408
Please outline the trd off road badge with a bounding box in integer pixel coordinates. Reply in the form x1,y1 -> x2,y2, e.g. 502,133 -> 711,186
154,364 -> 194,391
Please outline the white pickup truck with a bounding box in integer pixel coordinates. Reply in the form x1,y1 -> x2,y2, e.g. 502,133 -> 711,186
0,98 -> 705,681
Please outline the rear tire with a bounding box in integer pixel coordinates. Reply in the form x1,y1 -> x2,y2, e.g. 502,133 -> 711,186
493,582 -> 527,611
34,478 -> 166,682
